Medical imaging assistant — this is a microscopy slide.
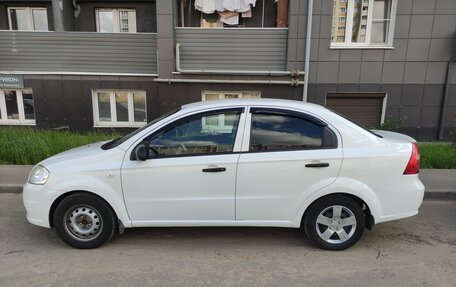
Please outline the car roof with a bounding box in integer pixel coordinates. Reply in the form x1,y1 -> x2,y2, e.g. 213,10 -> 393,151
181,98 -> 325,112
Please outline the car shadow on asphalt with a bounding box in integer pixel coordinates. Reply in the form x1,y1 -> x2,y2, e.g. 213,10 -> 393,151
109,226 -> 315,248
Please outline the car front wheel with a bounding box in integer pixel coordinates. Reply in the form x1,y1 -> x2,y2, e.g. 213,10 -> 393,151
303,195 -> 365,250
53,193 -> 117,249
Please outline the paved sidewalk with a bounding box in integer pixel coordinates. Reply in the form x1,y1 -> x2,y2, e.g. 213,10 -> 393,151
0,165 -> 33,193
0,165 -> 455,199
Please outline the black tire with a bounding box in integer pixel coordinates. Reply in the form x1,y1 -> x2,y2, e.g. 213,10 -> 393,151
303,195 -> 365,251
53,192 -> 117,249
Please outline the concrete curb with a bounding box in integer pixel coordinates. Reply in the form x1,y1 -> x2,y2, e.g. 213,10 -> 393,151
423,190 -> 456,200
0,185 -> 23,194
1,184 -> 454,200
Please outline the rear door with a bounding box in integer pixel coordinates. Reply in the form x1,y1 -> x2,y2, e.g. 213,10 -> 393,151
236,107 -> 343,221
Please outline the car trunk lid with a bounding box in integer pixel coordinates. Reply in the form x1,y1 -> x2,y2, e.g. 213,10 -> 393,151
371,130 -> 416,144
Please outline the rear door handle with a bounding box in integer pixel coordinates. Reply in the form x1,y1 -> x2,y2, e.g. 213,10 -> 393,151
202,167 -> 226,173
305,163 -> 329,168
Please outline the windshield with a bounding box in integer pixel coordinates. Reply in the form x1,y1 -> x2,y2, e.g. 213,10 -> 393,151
101,107 -> 181,150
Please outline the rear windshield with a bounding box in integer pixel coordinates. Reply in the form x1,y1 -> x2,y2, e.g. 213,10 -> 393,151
330,110 -> 383,138
101,108 -> 181,150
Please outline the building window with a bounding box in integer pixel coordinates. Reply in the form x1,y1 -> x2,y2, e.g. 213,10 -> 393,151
177,0 -> 288,28
202,91 -> 260,101
96,9 -> 137,33
331,0 -> 397,48
92,90 -> 146,127
8,7 -> 49,31
201,91 -> 259,132
0,89 -> 36,125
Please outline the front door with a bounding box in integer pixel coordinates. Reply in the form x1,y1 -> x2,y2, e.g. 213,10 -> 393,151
121,108 -> 245,223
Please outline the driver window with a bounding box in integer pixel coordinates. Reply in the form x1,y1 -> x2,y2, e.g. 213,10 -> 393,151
147,110 -> 242,158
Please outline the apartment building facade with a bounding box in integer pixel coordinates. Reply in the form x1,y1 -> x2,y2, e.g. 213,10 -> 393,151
0,0 -> 455,139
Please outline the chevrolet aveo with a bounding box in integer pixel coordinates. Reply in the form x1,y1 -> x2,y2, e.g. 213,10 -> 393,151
23,99 -> 424,250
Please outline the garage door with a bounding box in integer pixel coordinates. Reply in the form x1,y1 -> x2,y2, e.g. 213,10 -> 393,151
326,93 -> 385,127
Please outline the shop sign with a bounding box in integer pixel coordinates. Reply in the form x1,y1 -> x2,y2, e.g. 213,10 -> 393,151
0,75 -> 24,89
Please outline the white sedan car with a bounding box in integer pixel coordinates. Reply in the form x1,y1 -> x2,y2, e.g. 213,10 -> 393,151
23,99 -> 424,250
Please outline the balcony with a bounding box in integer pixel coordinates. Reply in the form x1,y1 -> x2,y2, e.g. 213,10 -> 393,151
175,28 -> 288,72
0,31 -> 158,75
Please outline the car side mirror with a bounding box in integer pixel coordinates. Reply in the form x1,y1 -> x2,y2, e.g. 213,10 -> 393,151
133,142 -> 149,161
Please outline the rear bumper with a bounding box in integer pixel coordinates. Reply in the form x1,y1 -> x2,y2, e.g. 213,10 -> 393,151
375,175 -> 425,224
376,210 -> 418,224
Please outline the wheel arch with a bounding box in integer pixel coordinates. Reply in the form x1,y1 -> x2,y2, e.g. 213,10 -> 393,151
49,190 -> 123,229
300,193 -> 375,230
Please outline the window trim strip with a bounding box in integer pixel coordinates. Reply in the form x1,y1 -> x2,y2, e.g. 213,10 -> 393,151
249,107 -> 328,127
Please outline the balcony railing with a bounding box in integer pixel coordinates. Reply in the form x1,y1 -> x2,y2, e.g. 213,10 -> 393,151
0,31 -> 158,75
175,28 -> 288,72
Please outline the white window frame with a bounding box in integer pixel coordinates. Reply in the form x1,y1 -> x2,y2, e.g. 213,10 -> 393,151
201,91 -> 260,132
330,0 -> 397,49
202,91 -> 261,101
92,90 -> 147,128
7,7 -> 48,31
95,8 -> 137,33
0,89 -> 36,125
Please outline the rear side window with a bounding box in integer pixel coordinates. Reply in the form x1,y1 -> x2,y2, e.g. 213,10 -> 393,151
249,110 -> 337,152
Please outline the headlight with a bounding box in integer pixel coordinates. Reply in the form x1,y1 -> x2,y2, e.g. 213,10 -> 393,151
28,165 -> 50,185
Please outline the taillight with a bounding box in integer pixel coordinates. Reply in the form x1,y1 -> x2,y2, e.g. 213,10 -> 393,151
403,142 -> 420,174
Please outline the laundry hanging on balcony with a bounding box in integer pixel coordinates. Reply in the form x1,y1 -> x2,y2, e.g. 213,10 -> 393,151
194,0 -> 257,25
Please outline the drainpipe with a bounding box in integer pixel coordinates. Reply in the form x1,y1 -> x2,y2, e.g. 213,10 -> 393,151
52,0 -> 76,31
438,56 -> 456,140
51,0 -> 64,32
175,43 -> 305,76
302,0 -> 314,102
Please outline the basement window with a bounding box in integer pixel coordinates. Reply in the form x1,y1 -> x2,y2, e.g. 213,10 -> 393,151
201,91 -> 260,132
0,89 -> 36,125
202,91 -> 260,101
92,90 -> 146,127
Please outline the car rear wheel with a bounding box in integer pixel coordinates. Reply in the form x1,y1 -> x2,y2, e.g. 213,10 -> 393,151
303,195 -> 365,250
54,193 -> 116,249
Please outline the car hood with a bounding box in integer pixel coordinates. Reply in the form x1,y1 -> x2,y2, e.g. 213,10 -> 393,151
39,141 -> 110,167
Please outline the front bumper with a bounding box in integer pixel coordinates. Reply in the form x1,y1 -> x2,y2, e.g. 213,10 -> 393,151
22,183 -> 54,228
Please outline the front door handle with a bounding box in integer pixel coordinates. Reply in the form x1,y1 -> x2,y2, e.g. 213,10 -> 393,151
202,167 -> 226,173
305,163 -> 329,168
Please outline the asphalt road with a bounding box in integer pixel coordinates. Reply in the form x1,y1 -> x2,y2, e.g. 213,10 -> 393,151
1,194 -> 455,287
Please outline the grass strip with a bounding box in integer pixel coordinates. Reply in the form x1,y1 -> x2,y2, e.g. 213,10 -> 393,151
0,127 -> 119,165
419,142 -> 456,169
